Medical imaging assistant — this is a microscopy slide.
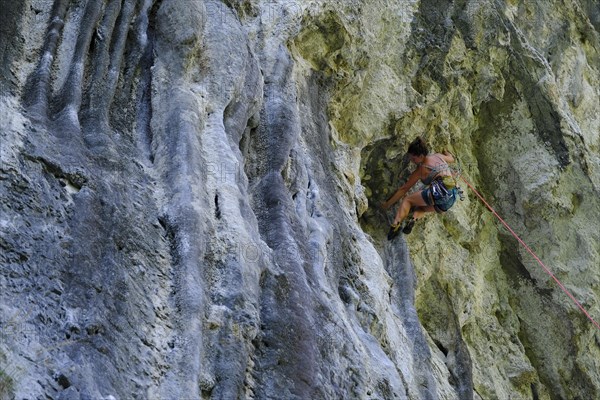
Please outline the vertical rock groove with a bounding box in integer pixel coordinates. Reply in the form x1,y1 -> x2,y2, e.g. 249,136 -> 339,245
23,0 -> 70,116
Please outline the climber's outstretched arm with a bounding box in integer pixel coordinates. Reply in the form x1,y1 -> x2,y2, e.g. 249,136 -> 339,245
381,168 -> 421,210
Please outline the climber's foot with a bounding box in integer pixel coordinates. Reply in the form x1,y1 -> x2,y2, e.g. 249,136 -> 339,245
387,222 -> 402,241
402,218 -> 415,235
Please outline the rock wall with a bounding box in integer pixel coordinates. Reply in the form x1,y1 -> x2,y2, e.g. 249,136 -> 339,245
1,0 -> 598,399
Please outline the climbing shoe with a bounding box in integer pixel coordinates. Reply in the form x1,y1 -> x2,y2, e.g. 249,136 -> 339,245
387,222 -> 402,241
402,218 -> 415,235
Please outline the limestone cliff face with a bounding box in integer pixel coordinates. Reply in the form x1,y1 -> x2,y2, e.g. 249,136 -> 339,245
1,0 -> 598,399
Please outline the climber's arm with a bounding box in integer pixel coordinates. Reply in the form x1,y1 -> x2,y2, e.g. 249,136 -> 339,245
381,168 -> 421,209
441,150 -> 455,163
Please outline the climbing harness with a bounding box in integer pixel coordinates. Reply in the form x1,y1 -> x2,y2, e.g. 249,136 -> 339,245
460,175 -> 600,332
431,178 -> 449,198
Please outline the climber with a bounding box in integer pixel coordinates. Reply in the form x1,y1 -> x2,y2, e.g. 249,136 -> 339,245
380,137 -> 460,240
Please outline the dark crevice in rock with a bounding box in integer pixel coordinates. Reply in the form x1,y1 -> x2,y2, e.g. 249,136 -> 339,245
55,373 -> 70,389
24,154 -> 88,190
136,0 -> 158,163
449,331 -> 474,400
158,215 -> 179,266
434,339 -> 449,357
214,193 -> 222,219
531,382 -> 540,400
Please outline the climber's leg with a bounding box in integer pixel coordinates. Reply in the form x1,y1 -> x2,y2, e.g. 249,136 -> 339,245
412,205 -> 436,220
392,190 -> 428,225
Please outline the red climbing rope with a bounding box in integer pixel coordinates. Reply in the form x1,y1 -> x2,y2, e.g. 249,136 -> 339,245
459,175 -> 600,331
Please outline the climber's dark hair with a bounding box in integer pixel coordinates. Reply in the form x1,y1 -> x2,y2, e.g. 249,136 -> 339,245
407,137 -> 428,156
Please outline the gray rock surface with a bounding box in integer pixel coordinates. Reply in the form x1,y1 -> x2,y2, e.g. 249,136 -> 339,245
1,0 -> 599,399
